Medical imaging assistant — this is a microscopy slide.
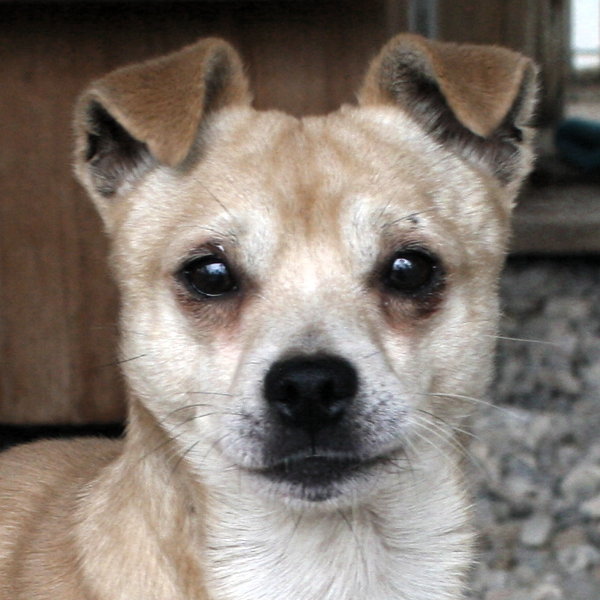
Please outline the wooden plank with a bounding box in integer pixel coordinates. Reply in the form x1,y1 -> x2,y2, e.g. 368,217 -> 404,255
0,1 -> 406,425
438,0 -> 507,46
532,0 -> 570,125
512,185 -> 600,254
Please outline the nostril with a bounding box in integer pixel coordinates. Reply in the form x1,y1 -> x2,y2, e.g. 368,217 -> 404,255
263,354 -> 359,432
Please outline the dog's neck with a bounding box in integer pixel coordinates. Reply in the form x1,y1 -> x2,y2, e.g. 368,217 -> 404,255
202,449 -> 472,600
78,403 -> 472,600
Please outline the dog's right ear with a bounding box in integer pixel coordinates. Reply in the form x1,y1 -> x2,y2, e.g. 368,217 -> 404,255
358,34 -> 537,193
74,39 -> 250,208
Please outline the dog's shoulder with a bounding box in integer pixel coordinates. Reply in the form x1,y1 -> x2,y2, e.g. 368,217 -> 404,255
0,437 -> 121,491
0,437 -> 122,598
0,437 -> 121,521
0,438 -> 121,556
1,437 -> 119,514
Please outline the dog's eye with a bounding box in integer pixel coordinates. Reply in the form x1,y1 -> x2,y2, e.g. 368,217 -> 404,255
180,256 -> 238,298
383,250 -> 441,295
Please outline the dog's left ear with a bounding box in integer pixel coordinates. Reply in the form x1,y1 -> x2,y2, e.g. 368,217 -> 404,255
359,34 -> 537,188
74,38 -> 250,206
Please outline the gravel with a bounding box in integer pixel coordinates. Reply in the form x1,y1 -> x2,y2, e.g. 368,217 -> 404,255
468,256 -> 600,600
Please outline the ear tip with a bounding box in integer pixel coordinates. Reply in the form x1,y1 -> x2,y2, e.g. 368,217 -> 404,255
72,35 -> 251,199
363,32 -> 539,115
379,32 -> 431,52
380,32 -> 537,69
180,37 -> 245,68
359,32 -> 539,185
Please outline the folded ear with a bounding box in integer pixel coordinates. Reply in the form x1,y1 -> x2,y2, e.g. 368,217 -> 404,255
74,38 -> 250,201
359,33 -> 537,187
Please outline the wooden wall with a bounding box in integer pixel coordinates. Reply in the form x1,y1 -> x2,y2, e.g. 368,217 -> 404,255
0,1 -> 407,425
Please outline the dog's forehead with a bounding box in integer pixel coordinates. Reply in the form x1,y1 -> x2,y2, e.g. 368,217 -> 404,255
126,106 -> 505,271
181,108 -> 464,230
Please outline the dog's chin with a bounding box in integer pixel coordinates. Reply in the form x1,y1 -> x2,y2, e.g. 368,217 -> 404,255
248,454 -> 389,504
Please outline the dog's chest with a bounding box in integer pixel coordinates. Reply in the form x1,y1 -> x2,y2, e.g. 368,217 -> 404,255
206,511 -> 397,600
203,493 -> 468,600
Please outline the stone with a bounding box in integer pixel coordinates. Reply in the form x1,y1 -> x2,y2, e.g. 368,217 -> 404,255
552,525 -> 587,550
524,414 -> 554,450
557,445 -> 580,470
545,368 -> 581,396
484,590 -> 512,600
485,569 -> 510,590
581,362 -> 600,393
560,463 -> 600,500
556,544 -> 600,574
544,297 -> 590,321
580,494 -> 600,519
531,583 -> 563,600
520,513 -> 553,547
514,564 -> 536,585
501,476 -> 540,511
467,259 -> 600,600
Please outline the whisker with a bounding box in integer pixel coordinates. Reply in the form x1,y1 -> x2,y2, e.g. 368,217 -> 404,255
409,426 -> 443,456
161,402 -> 232,423
374,195 -> 394,223
170,411 -> 243,430
486,334 -> 558,347
163,402 -> 214,418
415,408 -> 477,442
337,508 -> 369,568
384,207 -> 439,228
94,353 -> 147,369
170,440 -> 201,477
411,414 -> 462,456
411,412 -> 487,476
203,434 -> 230,461
409,422 -> 466,467
199,182 -> 234,220
160,391 -> 239,422
381,451 -> 414,481
185,391 -> 236,398
139,430 -> 184,464
283,513 -> 305,557
393,436 -> 420,488
418,392 -> 529,420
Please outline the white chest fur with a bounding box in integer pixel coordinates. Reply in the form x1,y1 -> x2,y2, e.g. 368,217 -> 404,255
203,454 -> 472,600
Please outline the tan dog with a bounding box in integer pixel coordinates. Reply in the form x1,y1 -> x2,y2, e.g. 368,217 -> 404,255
0,34 -> 536,600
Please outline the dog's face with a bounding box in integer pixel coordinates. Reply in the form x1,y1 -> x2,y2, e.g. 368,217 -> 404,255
75,36 -> 536,505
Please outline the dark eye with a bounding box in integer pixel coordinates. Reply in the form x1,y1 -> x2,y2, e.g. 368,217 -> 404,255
180,255 -> 238,298
383,250 -> 441,295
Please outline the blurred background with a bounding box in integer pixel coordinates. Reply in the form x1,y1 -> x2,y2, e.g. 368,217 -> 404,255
0,2 -> 599,598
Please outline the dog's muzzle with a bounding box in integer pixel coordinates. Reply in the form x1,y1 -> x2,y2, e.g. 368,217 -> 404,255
260,354 -> 370,499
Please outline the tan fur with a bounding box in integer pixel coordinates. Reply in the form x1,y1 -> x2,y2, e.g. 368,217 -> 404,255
74,38 -> 251,168
0,34 -> 536,599
360,33 -> 536,138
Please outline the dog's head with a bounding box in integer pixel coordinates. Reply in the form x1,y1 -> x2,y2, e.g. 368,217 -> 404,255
74,35 -> 536,505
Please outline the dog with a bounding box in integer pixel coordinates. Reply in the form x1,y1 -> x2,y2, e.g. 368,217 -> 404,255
0,34 -> 536,600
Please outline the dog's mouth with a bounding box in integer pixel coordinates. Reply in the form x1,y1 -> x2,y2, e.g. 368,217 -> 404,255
256,452 -> 389,502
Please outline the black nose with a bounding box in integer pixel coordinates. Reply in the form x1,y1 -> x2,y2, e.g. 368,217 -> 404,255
264,354 -> 359,433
